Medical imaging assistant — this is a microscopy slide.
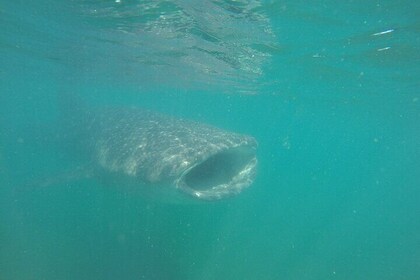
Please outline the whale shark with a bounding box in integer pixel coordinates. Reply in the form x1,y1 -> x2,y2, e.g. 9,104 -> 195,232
65,106 -> 258,201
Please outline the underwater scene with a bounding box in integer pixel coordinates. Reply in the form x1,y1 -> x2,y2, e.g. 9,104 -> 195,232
0,1 -> 419,279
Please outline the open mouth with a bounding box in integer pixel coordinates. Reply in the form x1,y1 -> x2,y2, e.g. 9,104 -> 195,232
176,145 -> 257,200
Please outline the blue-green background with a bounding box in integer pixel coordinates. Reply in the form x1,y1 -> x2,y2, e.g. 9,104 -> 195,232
1,1 -> 419,279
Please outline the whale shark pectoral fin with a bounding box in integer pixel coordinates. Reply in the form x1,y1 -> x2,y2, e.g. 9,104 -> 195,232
19,163 -> 96,190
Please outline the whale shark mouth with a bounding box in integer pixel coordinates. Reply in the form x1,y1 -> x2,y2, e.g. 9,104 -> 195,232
176,146 -> 257,200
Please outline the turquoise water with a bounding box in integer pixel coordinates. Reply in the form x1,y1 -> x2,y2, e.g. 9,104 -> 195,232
1,1 -> 419,279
